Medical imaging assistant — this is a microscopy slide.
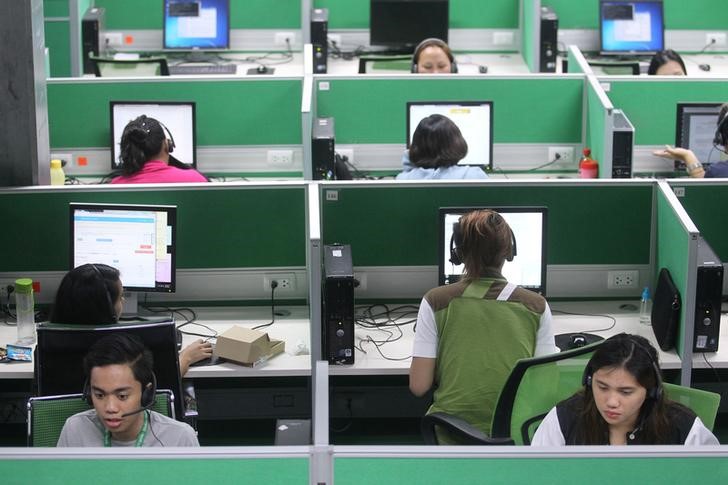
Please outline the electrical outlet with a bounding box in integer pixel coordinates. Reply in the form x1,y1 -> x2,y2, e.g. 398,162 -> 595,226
547,147 -> 575,165
274,31 -> 295,47
103,33 -> 123,47
337,148 -> 354,165
607,270 -> 639,289
267,150 -> 294,166
264,274 -> 296,292
354,272 -> 367,291
328,34 -> 342,47
50,153 -> 72,167
0,281 -> 16,300
706,32 -> 727,47
493,31 -> 514,46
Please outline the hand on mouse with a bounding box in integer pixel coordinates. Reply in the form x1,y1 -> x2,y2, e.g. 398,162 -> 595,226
179,339 -> 214,376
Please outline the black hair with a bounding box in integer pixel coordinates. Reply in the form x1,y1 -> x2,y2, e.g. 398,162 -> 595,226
412,38 -> 455,66
83,333 -> 154,388
409,114 -> 468,169
647,49 -> 687,75
118,115 -> 168,176
50,264 -> 121,325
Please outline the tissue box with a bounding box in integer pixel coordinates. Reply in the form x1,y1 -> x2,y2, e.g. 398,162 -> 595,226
215,326 -> 284,367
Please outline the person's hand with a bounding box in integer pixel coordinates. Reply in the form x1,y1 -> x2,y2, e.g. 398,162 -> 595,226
179,339 -> 213,376
652,145 -> 695,163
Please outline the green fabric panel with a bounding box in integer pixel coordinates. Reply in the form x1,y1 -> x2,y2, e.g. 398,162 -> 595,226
334,456 -> 728,485
521,0 -> 538,72
44,0 -> 69,17
321,184 -> 652,266
47,80 -> 302,148
546,1 -> 598,29
677,184 -> 728,262
316,78 -> 583,144
0,458 -> 308,484
656,189 -> 691,358
606,81 -> 728,146
314,0 -> 517,29
44,21 -> 71,78
586,80 -> 607,177
0,187 -> 306,272
94,0 -> 300,30
567,49 -> 586,74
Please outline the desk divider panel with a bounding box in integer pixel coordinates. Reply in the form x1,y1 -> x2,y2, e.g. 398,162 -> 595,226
521,0 -> 540,73
585,76 -> 611,178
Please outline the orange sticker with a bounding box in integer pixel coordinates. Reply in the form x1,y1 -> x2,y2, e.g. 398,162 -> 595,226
77,156 -> 88,166
32,281 -> 41,293
124,35 -> 134,45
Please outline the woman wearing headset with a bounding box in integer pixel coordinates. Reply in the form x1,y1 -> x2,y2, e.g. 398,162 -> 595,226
412,38 -> 457,74
409,210 -> 556,443
532,333 -> 718,445
653,103 -> 728,178
647,49 -> 687,76
50,264 -> 212,376
111,115 -> 207,184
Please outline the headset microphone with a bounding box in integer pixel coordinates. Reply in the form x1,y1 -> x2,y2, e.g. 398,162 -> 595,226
120,373 -> 158,418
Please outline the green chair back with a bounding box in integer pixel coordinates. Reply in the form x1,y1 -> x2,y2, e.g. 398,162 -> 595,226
90,56 -> 170,77
663,382 -> 721,431
27,390 -> 175,447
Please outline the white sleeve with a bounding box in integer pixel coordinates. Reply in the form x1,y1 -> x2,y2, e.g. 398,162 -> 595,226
530,406 -> 565,446
534,302 -> 559,356
684,417 -> 720,445
412,297 -> 438,358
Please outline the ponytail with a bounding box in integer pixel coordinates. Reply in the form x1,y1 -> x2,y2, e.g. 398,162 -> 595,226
118,115 -> 166,175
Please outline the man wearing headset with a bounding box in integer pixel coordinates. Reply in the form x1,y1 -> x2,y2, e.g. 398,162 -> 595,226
409,210 -> 557,444
411,38 -> 458,74
58,333 -> 198,447
653,102 -> 728,178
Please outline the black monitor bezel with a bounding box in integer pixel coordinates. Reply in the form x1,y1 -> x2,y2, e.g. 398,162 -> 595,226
438,206 -> 548,296
406,100 -> 494,170
162,0 -> 231,51
598,0 -> 665,56
69,203 -> 178,293
370,0 -> 450,50
674,102 -> 722,171
109,100 -> 197,171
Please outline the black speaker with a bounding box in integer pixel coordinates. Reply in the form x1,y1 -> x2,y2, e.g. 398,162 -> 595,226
311,8 -> 328,74
694,238 -> 723,352
82,7 -> 105,75
323,244 -> 355,365
539,6 -> 558,73
312,117 -> 335,180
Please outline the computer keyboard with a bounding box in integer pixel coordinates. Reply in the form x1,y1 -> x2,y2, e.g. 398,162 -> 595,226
169,64 -> 237,75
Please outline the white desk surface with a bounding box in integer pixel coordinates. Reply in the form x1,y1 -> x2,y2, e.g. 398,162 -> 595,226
167,53 -> 304,77
326,53 -> 530,76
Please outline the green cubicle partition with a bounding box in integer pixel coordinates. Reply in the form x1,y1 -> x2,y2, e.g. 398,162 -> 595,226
585,76 -> 610,178
521,0 -> 539,73
44,0 -> 94,78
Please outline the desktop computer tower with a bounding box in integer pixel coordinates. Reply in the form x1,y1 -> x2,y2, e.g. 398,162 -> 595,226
82,7 -> 105,75
539,6 -> 558,73
693,238 -> 723,352
311,8 -> 328,74
610,110 -> 634,178
323,244 -> 355,365
312,117 -> 335,180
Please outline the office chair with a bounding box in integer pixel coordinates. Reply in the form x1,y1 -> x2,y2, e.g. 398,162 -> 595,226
663,383 -> 721,431
357,55 -> 412,74
421,341 -> 603,445
90,56 -> 170,77
587,60 -> 640,75
27,390 -> 174,447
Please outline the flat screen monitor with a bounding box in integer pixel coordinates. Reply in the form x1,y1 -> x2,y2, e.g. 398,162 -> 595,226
438,207 -> 548,295
407,101 -> 493,169
163,0 -> 230,50
370,0 -> 449,51
70,203 -> 177,293
599,1 -> 664,55
110,101 -> 196,170
675,103 -> 722,170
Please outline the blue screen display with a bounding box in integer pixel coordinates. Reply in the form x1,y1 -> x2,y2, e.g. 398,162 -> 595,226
600,1 -> 664,54
164,0 -> 230,50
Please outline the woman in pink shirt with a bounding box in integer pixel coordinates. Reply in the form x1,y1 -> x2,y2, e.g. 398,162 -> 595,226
111,116 -> 207,184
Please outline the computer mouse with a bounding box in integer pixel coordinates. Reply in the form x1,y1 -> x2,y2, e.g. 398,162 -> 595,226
699,64 -> 711,72
478,65 -> 488,74
569,333 -> 588,349
256,65 -> 269,74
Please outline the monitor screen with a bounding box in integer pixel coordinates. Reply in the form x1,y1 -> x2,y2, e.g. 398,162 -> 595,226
70,203 -> 177,293
675,103 -> 722,169
110,101 -> 196,170
163,0 -> 230,50
599,1 -> 664,55
370,0 -> 449,50
407,101 -> 493,169
438,207 -> 548,295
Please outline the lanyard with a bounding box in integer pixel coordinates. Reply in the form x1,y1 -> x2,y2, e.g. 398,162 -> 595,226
103,411 -> 149,447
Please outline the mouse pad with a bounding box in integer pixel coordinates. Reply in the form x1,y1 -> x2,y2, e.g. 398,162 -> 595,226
190,355 -> 222,367
555,332 -> 604,352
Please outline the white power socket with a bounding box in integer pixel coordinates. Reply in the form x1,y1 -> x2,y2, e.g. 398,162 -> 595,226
493,31 -> 514,46
274,31 -> 295,47
706,32 -> 727,47
267,150 -> 294,166
354,272 -> 367,291
103,33 -> 123,47
328,34 -> 342,47
607,270 -> 639,289
547,147 -> 575,165
337,148 -> 354,165
264,274 -> 296,292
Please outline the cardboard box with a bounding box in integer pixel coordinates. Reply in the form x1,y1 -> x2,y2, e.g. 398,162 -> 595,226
215,326 -> 284,367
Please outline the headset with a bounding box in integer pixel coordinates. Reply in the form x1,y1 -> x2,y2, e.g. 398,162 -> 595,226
83,371 -> 157,417
448,216 -> 517,266
411,38 -> 458,73
89,264 -> 117,323
582,334 -> 663,402
713,107 -> 728,152
138,116 -> 176,153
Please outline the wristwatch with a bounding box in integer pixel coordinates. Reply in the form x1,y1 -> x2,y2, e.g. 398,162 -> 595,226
686,161 -> 703,171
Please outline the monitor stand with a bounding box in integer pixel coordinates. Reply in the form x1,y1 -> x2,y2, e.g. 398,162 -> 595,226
183,50 -> 223,64
118,291 -> 154,321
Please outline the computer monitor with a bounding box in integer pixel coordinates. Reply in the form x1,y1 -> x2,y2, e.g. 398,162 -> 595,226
599,1 -> 664,55
163,0 -> 230,51
438,207 -> 548,295
370,0 -> 449,51
407,101 -> 493,169
70,203 -> 177,297
110,101 -> 196,170
675,103 -> 722,169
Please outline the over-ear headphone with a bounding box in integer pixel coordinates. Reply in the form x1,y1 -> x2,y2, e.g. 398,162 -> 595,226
448,216 -> 517,266
713,109 -> 728,150
158,121 -> 176,153
582,335 -> 663,401
89,264 -> 117,323
411,38 -> 458,73
83,371 -> 157,410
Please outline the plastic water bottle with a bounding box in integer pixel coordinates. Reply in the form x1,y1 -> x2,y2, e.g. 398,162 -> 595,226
579,148 -> 599,179
50,159 -> 65,186
639,286 -> 652,326
14,278 -> 36,344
